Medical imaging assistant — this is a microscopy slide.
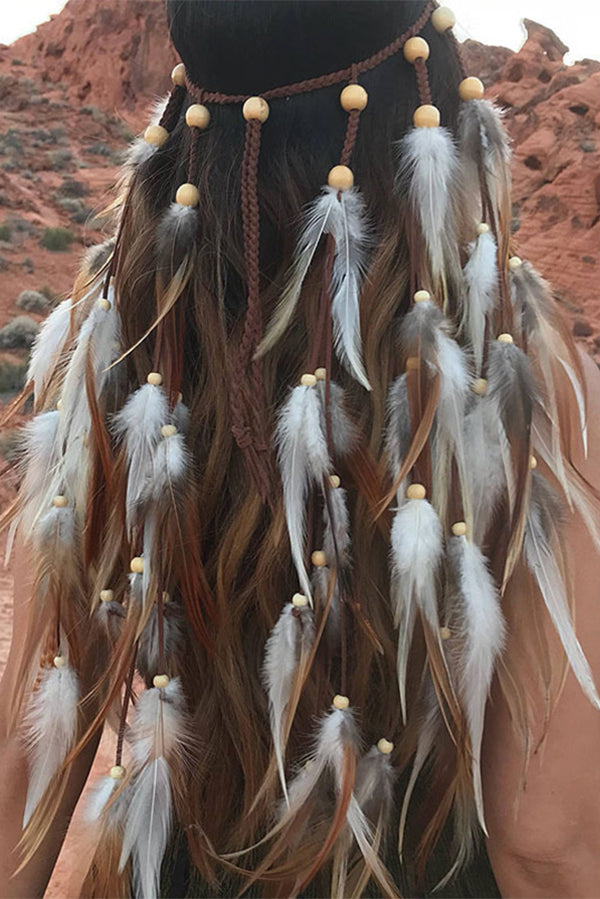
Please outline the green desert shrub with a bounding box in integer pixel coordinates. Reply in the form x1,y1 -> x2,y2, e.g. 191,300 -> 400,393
40,227 -> 74,252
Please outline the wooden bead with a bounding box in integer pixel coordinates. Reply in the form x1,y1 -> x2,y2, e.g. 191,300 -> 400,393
144,124 -> 169,147
185,104 -> 211,130
171,63 -> 186,87
414,289 -> 431,303
242,96 -> 270,122
440,626 -> 452,640
340,84 -> 368,112
147,371 -> 163,386
160,424 -> 178,438
405,356 -> 420,372
97,297 -> 112,311
300,373 -> 317,387
292,593 -> 308,607
314,367 -> 327,381
529,454 -> 538,470
413,104 -> 440,128
327,165 -> 354,191
432,6 -> 456,32
52,494 -> 68,508
99,589 -> 114,603
471,377 -> 487,396
175,183 -> 199,207
153,674 -> 170,689
404,36 -> 430,63
56,399 -> 62,410
329,474 -> 341,489
406,483 -> 426,501
476,222 -> 490,235
332,694 -> 350,710
162,591 -> 171,604
451,521 -> 468,537
110,765 -> 125,780
53,655 -> 66,668
497,333 -> 514,344
508,255 -> 523,271
311,550 -> 327,568
130,557 -> 144,574
459,77 -> 485,102
377,738 -> 394,755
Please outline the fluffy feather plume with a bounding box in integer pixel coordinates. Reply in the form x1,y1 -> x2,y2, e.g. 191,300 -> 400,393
323,485 -> 350,567
85,773 -> 123,825
448,534 -> 504,831
460,229 -> 498,374
23,663 -> 79,826
119,678 -> 187,899
15,411 -> 60,540
396,126 -> 460,289
27,298 -> 73,402
137,603 -> 184,679
112,383 -> 169,534
463,391 -> 512,543
276,383 -> 330,603
385,374 -> 412,483
390,495 -> 443,721
458,99 -> 511,234
157,203 -> 198,275
524,475 -> 600,710
144,429 -> 188,504
258,187 -> 371,389
262,601 -> 315,803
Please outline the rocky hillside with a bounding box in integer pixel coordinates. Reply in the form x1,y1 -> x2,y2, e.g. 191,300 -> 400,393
0,2 -> 598,389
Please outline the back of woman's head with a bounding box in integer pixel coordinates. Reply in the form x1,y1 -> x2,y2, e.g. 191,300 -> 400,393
7,2 -> 596,896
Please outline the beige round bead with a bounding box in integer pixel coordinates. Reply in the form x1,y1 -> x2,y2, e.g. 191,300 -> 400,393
300,373 -> 317,387
406,483 -> 427,501
110,764 -> 125,780
147,371 -> 163,386
130,556 -> 144,574
404,36 -> 430,63
497,333 -> 514,344
56,399 -> 63,411
529,454 -> 538,470
160,424 -> 178,438
332,694 -> 350,710
328,165 -> 354,191
508,255 -> 523,271
185,104 -> 211,130
52,494 -> 68,508
99,589 -> 114,603
175,182 -> 199,208
432,6 -> 456,32
311,550 -> 327,568
414,289 -> 431,303
153,674 -> 170,689
459,76 -> 485,102
162,591 -> 171,604
329,474 -> 341,489
340,84 -> 368,112
144,124 -> 169,147
451,521 -> 468,537
477,222 -> 490,235
242,96 -> 270,122
171,63 -> 186,87
471,377 -> 487,396
377,737 -> 394,755
440,626 -> 452,640
413,104 -> 440,128
314,367 -> 327,381
53,655 -> 66,668
292,593 -> 308,607
405,356 -> 420,372
97,297 -> 112,311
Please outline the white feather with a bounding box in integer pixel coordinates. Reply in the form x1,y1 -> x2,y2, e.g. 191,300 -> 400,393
464,394 -> 513,543
460,230 -> 498,374
323,486 -> 350,567
390,497 -> 443,721
524,499 -> 600,710
145,432 -> 188,503
276,384 -> 330,603
85,774 -> 120,824
113,383 -> 169,534
27,299 -> 73,401
397,126 -> 459,284
451,536 -> 504,832
433,332 -> 471,525
385,374 -> 412,481
33,504 -> 75,551
23,664 -> 79,825
262,603 -> 314,803
317,380 -> 356,458
17,411 -> 60,537
558,356 -> 588,458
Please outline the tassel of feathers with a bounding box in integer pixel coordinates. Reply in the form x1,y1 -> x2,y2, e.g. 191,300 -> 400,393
460,227 -> 498,375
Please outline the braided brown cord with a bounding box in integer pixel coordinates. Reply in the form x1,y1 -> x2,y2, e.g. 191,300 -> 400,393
186,0 -> 435,106
446,29 -> 467,80
414,57 -> 433,106
159,83 -> 187,131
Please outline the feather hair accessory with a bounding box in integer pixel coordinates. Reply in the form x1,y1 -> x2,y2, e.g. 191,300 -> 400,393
22,658 -> 79,827
27,298 -> 73,404
460,225 -> 498,375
